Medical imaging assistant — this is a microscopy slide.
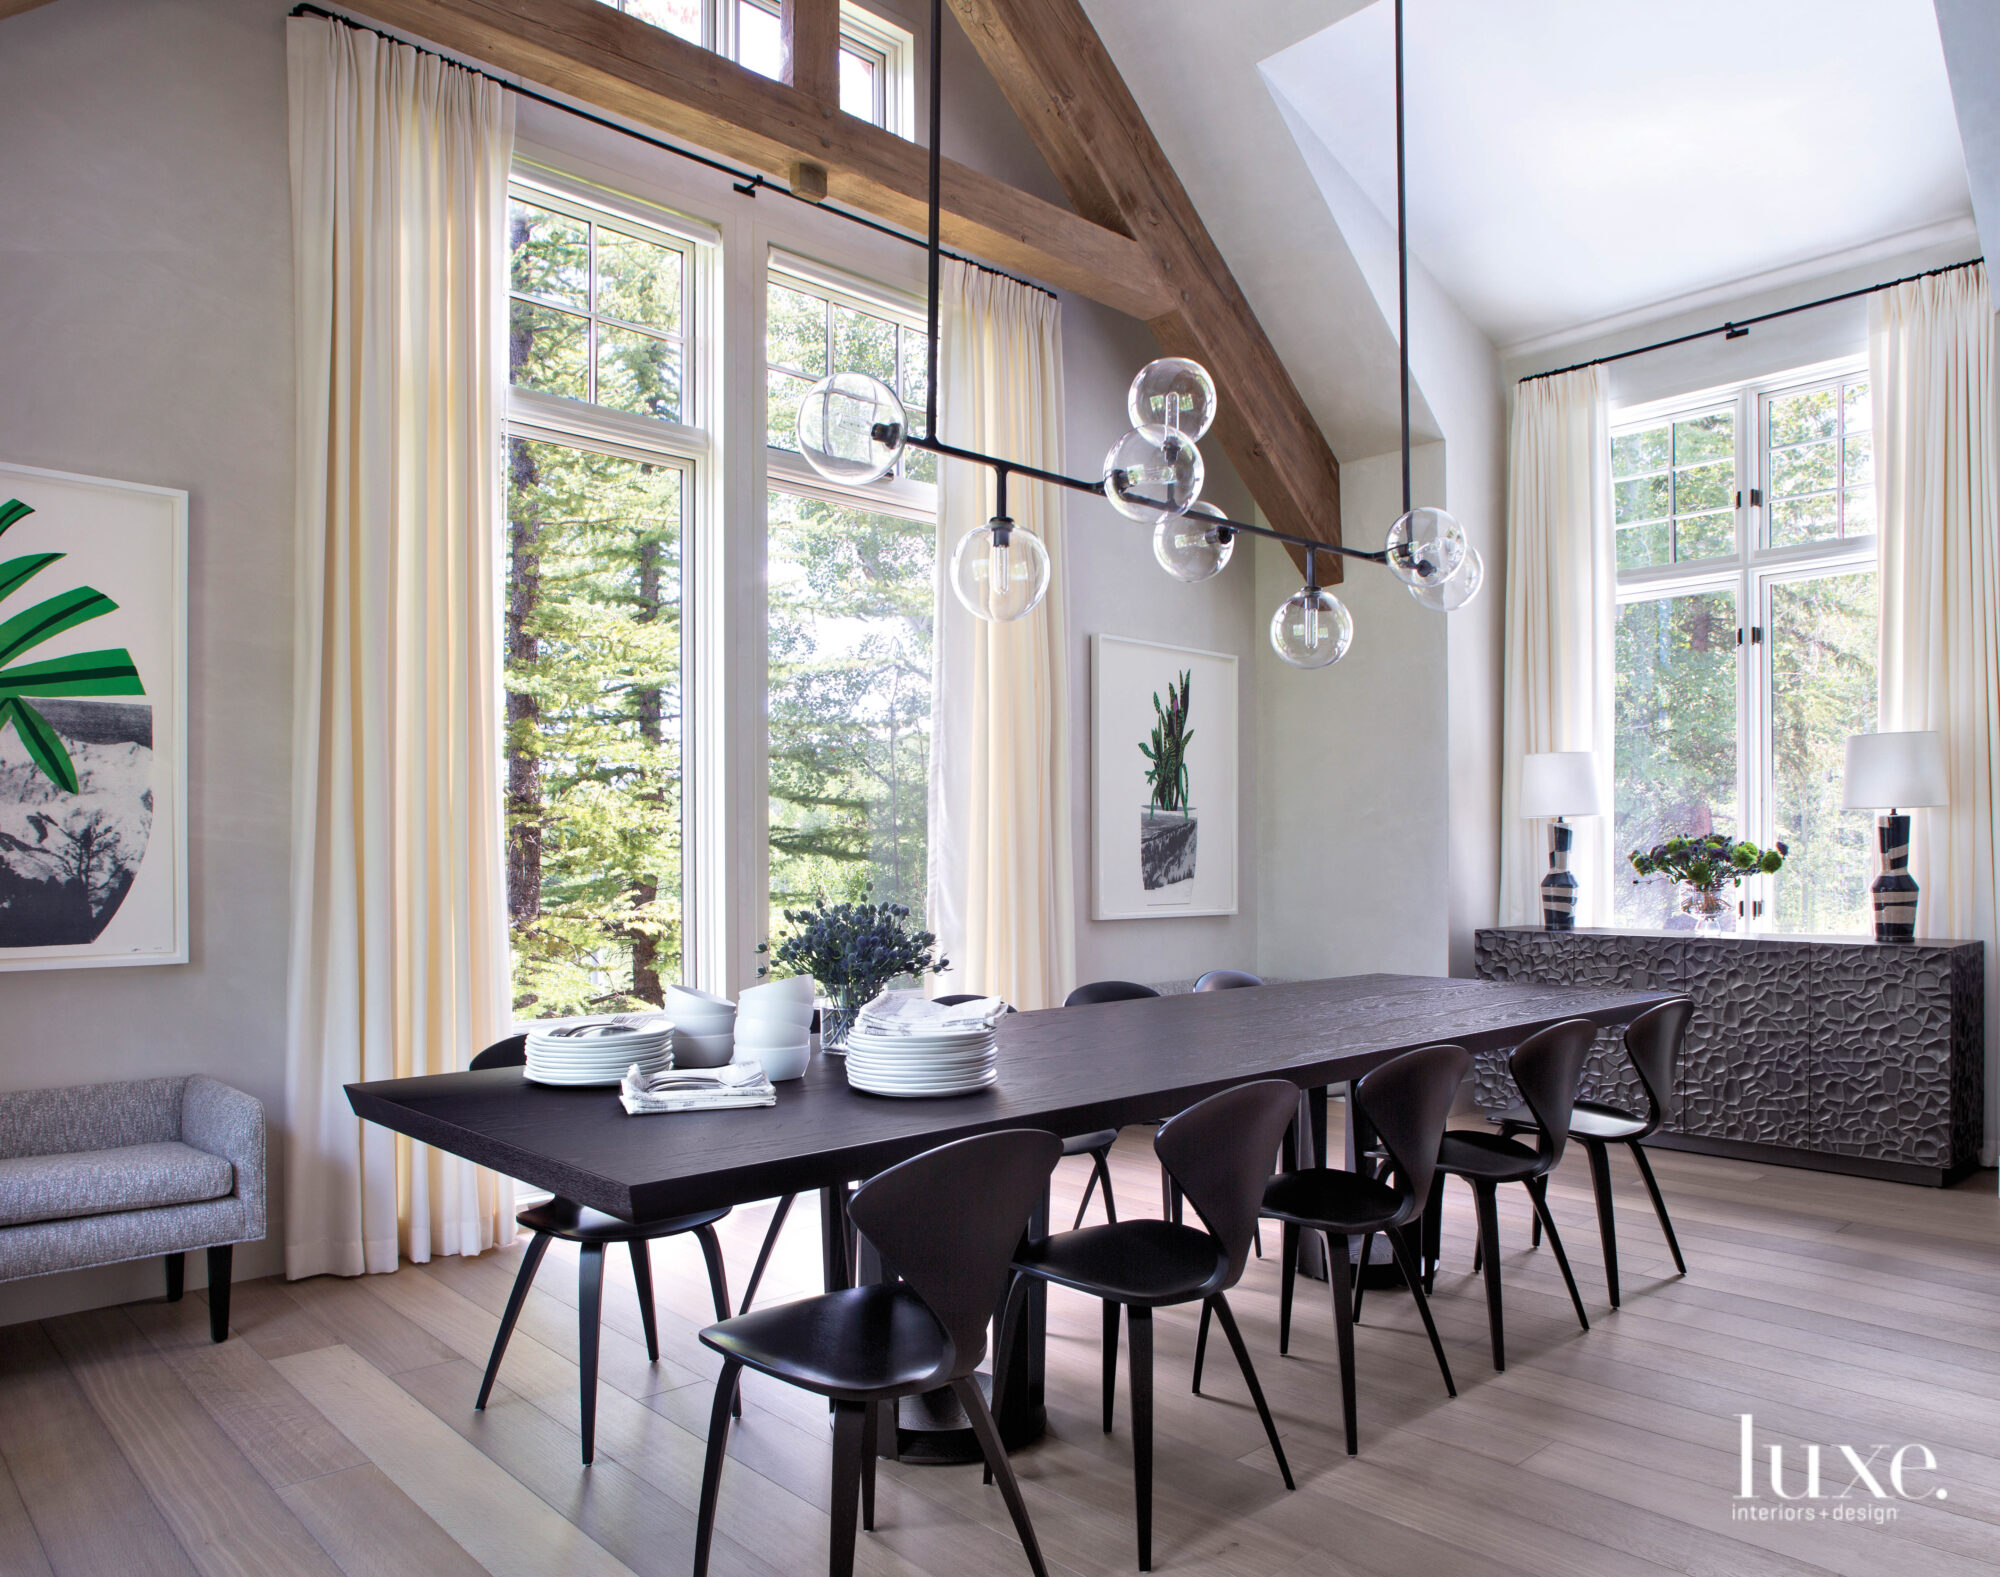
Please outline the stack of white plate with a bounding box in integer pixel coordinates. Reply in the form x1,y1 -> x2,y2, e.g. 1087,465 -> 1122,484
844,1025 -> 997,1098
525,1022 -> 672,1087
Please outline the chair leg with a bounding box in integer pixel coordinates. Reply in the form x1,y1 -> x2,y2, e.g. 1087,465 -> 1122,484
1323,1236 -> 1358,1455
477,1231 -> 551,1410
1582,1138 -> 1621,1308
165,1252 -> 184,1303
1191,1298 -> 1212,1394
739,1193 -> 795,1314
1629,1140 -> 1687,1276
1128,1305 -> 1154,1572
206,1245 -> 232,1343
1389,1225 -> 1456,1398
578,1242 -> 606,1465
1525,1177 -> 1590,1333
1473,1182 -> 1505,1371
1531,1209 -> 1543,1248
829,1402 -> 866,1577
629,1239 -> 660,1362
1278,1221 -> 1299,1355
1422,1174 -> 1445,1293
1101,1298 -> 1120,1434
1207,1295 -> 1293,1490
1096,1149 -> 1118,1225
1352,1231 -> 1375,1322
859,1396 -> 879,1532
1253,1219 -> 1262,1259
954,1375 -> 1051,1577
692,1360 -> 741,1577
694,1221 -> 741,1419
1073,1156 -> 1101,1231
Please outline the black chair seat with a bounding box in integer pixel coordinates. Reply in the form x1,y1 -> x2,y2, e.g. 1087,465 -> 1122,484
1435,1128 -> 1544,1182
1012,1219 -> 1226,1307
701,1283 -> 953,1401
1491,1098 -> 1647,1143
1062,1128 -> 1121,1156
517,1197 -> 729,1244
1262,1167 -> 1409,1233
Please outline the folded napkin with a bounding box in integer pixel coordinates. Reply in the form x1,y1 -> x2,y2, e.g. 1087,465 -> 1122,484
855,990 -> 1011,1036
620,1061 -> 776,1115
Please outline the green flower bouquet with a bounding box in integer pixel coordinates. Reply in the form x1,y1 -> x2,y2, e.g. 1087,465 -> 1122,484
1630,833 -> 1785,928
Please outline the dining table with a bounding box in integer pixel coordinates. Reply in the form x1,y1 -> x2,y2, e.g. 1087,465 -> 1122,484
347,972 -> 1672,1461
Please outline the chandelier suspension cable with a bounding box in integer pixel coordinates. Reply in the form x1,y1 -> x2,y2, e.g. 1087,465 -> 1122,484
1395,0 -> 1412,517
924,0 -> 943,443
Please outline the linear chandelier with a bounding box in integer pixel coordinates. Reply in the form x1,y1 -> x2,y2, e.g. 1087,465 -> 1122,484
792,0 -> 1480,667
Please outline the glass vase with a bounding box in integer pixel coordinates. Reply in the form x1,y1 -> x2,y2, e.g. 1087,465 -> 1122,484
1680,884 -> 1732,934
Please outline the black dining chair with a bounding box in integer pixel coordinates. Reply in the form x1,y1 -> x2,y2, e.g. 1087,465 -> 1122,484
1063,981 -> 1178,1222
692,1129 -> 1062,1577
996,1080 -> 1298,1571
1492,997 -> 1694,1307
1195,1043 -> 1466,1456
469,1035 -> 735,1464
1423,1019 -> 1595,1371
1192,969 -> 1264,992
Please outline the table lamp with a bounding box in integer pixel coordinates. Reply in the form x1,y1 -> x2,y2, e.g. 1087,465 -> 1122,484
1842,730 -> 1948,942
1521,751 -> 1602,930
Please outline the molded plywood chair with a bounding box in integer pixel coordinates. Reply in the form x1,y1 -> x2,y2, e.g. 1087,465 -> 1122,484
1062,980 -> 1170,1221
469,1035 -> 734,1464
692,1130 -> 1062,1577
1192,969 -> 1263,992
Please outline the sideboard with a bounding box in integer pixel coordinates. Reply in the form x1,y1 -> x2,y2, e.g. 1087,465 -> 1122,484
1473,928 -> 1984,1186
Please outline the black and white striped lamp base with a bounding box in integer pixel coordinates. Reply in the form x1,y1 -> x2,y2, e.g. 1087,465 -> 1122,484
1871,812 -> 1919,943
1540,818 -> 1579,930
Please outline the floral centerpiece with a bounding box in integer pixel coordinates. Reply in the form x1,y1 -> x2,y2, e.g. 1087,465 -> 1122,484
770,892 -> 947,1050
1629,833 -> 1786,929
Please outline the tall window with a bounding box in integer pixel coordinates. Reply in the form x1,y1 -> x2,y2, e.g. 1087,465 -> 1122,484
504,177 -> 706,1013
1611,364 -> 1878,934
764,259 -> 936,933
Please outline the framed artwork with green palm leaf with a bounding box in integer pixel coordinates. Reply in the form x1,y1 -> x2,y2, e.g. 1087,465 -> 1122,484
0,464 -> 187,969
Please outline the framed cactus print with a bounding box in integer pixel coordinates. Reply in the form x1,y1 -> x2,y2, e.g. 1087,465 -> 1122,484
0,463 -> 187,969
1091,634 -> 1238,920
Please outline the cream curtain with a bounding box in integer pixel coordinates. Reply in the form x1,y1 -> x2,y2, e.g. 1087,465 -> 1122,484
283,18 -> 516,1278
927,261 -> 1076,1010
1870,262 -> 2000,1165
1499,366 -> 1616,927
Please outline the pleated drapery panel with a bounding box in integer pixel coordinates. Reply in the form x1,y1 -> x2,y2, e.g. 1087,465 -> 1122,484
1871,262 -> 2000,1165
1499,366 -> 1615,927
927,262 -> 1076,1011
284,17 -> 516,1278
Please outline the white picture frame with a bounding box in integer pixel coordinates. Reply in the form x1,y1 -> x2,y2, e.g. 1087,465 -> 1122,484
1091,634 -> 1238,920
0,462 -> 189,970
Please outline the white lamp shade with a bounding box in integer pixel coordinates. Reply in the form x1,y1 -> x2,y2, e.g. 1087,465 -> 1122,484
1842,731 -> 1948,810
1520,751 -> 1602,819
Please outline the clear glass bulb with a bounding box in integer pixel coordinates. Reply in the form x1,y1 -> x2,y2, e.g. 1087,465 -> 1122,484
1270,586 -> 1353,669
1409,544 -> 1484,610
797,371 -> 906,484
1103,425 -> 1204,522
950,518 -> 1051,622
1152,501 -> 1235,582
1127,357 -> 1218,440
1384,505 -> 1468,588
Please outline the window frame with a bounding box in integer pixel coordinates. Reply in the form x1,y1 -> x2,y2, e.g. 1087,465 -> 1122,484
1610,355 -> 1876,932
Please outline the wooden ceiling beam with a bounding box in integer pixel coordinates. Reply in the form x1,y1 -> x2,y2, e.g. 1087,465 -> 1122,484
779,0 -> 840,109
0,1 -> 61,19
345,0 -> 1172,321
947,0 -> 1344,570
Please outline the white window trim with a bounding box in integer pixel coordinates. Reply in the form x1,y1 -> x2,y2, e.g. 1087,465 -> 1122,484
719,0 -> 914,135
1610,354 -> 1875,932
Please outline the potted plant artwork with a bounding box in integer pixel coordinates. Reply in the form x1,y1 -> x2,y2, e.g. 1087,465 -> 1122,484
770,891 -> 947,1051
1629,833 -> 1785,932
1138,670 -> 1197,898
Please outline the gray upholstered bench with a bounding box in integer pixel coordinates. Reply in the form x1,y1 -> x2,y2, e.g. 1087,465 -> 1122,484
0,1076 -> 266,1341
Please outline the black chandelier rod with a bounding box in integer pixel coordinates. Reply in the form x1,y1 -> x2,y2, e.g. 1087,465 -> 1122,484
1394,0 -> 1412,518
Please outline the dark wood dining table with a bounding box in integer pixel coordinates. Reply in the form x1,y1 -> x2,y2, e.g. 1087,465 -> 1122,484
347,972 -> 1671,1457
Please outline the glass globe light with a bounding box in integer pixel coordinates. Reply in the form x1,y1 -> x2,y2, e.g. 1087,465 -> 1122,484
1103,425 -> 1203,522
797,371 -> 906,485
950,517 -> 1051,623
1270,586 -> 1353,669
1384,505 -> 1468,588
1409,544 -> 1484,610
1127,357 -> 1219,440
1153,501 -> 1235,583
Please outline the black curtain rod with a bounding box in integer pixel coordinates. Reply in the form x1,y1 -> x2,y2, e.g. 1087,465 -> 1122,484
1519,256 -> 1985,384
286,2 -> 1057,301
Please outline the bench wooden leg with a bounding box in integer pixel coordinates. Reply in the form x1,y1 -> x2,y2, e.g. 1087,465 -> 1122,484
206,1244 -> 232,1342
165,1252 -> 185,1302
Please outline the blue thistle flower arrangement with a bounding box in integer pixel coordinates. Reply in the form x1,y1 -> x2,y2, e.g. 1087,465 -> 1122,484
771,890 -> 948,1046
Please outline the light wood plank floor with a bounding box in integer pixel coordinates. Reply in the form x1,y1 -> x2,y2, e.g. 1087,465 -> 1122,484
3,1126 -> 1997,1577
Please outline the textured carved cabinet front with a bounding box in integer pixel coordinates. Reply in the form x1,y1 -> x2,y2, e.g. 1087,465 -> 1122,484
1473,929 -> 1983,1180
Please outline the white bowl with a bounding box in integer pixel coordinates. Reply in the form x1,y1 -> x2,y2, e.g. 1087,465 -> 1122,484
674,1029 -> 736,1068
740,976 -> 815,1006
734,996 -> 815,1031
739,1041 -> 811,1082
669,1005 -> 736,1035
666,984 -> 733,1012
734,1017 -> 810,1051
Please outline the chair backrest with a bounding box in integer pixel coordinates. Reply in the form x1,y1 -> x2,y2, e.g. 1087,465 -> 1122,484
1154,1080 -> 1299,1292
1353,1043 -> 1470,1212
1064,980 -> 1160,1006
1507,1019 -> 1597,1167
932,994 -> 1018,1014
847,1128 -> 1062,1382
1622,997 -> 1693,1130
1192,969 -> 1264,993
470,1034 -> 528,1071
